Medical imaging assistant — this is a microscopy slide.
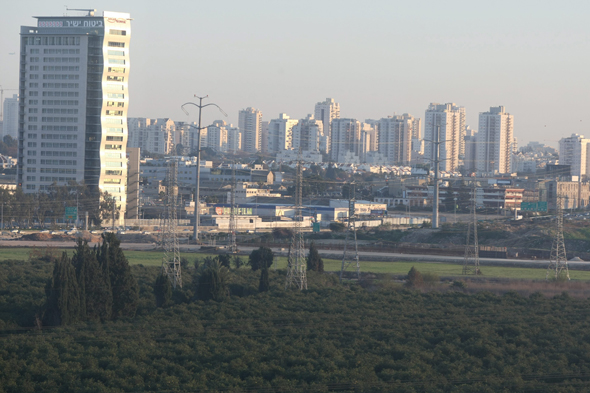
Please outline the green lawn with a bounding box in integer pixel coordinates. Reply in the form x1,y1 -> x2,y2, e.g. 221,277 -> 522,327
2,246 -> 589,280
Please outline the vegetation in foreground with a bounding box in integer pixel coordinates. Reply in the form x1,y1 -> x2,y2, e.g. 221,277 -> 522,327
2,245 -> 590,392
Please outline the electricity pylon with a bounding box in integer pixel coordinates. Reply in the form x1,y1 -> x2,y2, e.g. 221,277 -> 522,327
463,185 -> 481,275
228,161 -> 238,253
285,154 -> 307,290
547,195 -> 569,281
161,158 -> 182,288
340,182 -> 360,282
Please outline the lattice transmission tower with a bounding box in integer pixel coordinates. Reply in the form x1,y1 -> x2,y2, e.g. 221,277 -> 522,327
547,195 -> 569,281
285,156 -> 307,290
161,159 -> 182,289
340,182 -> 360,282
228,161 -> 238,253
463,185 -> 481,275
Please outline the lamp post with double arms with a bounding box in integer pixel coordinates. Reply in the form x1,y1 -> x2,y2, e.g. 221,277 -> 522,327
181,96 -> 227,243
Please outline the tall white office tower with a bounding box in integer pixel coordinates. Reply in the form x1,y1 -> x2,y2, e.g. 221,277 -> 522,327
314,98 -> 340,154
239,107 -> 262,153
17,10 -> 131,223
3,94 -> 20,140
476,106 -> 514,174
330,118 -> 361,163
267,113 -> 299,154
424,103 -> 465,172
559,134 -> 590,179
292,115 -> 324,153
377,114 -> 421,165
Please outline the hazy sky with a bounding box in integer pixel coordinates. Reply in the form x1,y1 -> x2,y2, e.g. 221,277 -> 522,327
1,0 -> 589,146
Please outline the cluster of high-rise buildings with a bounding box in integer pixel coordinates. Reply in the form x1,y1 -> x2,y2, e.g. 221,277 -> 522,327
7,8 -> 589,226
125,99 -> 516,176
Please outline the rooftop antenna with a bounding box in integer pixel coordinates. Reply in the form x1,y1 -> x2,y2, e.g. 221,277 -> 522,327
65,7 -> 96,16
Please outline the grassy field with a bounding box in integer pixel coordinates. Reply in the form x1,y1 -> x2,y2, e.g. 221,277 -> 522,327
2,246 -> 589,280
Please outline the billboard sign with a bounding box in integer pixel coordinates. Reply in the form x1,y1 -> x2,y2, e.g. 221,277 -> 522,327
65,207 -> 78,220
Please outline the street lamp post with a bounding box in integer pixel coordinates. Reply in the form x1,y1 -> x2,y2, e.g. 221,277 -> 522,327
181,96 -> 227,243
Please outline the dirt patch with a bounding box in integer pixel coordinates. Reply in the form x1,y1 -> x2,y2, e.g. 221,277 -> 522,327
20,231 -> 101,243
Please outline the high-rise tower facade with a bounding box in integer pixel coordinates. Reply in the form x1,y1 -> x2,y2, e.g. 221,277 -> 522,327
314,98 -> 339,154
377,114 -> 421,165
17,10 -> 131,222
424,103 -> 465,172
239,107 -> 262,153
558,133 -> 590,179
476,106 -> 514,174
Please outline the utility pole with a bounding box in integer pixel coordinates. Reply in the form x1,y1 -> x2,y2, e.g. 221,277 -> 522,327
432,124 -> 440,229
85,211 -> 89,231
161,158 -> 182,288
181,96 -> 227,244
463,185 -> 480,275
228,161 -> 237,253
547,195 -> 569,281
111,197 -> 116,232
340,182 -> 360,282
285,152 -> 307,290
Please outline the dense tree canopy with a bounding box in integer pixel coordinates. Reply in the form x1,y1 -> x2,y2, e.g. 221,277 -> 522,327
3,251 -> 590,391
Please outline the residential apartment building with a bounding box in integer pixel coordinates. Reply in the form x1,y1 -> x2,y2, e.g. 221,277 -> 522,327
559,134 -> 590,179
291,114 -> 324,153
463,127 -> 477,173
206,120 -> 228,152
424,103 -> 465,172
2,94 -> 19,139
476,106 -> 514,174
314,98 -> 339,153
267,113 -> 298,154
377,114 -> 420,165
17,10 -> 131,222
330,118 -> 361,163
227,125 -> 241,153
239,107 -> 262,153
128,118 -> 175,155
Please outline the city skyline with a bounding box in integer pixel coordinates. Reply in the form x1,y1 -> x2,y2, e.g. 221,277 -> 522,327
1,1 -> 589,147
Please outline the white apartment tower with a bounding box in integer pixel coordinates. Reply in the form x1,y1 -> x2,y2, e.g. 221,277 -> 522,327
226,125 -> 241,153
17,10 -> 131,222
3,94 -> 20,140
206,120 -> 228,152
267,113 -> 299,154
330,118 -> 361,163
377,114 -> 421,165
424,103 -> 465,172
292,115 -> 324,153
128,118 -> 175,155
476,106 -> 514,174
239,107 -> 262,153
463,127 -> 478,173
559,134 -> 590,178
314,98 -> 340,153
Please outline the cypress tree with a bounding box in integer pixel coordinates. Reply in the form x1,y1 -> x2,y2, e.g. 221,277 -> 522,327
307,241 -> 324,272
72,240 -> 112,321
259,267 -> 270,292
196,261 -> 228,301
154,273 -> 172,307
44,252 -> 82,326
98,233 -> 139,318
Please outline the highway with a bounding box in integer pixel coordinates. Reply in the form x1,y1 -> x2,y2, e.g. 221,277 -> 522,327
2,239 -> 589,269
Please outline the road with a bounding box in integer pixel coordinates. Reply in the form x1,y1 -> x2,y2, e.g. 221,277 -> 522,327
2,239 -> 588,269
